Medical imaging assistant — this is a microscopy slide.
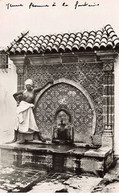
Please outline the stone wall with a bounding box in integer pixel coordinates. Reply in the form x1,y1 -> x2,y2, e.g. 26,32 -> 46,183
0,59 -> 17,144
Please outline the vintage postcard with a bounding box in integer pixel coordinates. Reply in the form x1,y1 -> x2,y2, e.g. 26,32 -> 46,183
0,0 -> 119,193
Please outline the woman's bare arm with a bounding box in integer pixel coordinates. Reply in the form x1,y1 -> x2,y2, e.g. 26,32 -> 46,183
34,80 -> 54,93
13,90 -> 24,101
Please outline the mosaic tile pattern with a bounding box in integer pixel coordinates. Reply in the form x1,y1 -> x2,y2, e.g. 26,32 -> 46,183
26,63 -> 103,144
35,83 -> 93,143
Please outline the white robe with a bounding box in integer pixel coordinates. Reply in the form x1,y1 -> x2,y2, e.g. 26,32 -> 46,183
15,101 -> 39,133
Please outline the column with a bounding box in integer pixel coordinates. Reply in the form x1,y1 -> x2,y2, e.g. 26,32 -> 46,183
16,64 -> 24,91
10,56 -> 25,91
102,61 -> 114,148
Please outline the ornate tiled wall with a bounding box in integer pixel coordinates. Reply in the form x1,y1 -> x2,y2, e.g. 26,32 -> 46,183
25,62 -> 104,145
35,83 -> 94,144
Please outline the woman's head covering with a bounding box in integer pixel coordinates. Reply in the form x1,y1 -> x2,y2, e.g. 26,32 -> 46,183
25,79 -> 33,86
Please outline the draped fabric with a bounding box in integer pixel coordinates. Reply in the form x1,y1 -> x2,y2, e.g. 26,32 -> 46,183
15,101 -> 39,133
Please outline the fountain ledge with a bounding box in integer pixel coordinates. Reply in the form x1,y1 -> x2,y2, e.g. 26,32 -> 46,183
0,142 -> 114,177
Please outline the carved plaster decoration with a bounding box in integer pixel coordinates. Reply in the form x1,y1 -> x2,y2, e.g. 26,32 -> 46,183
103,62 -> 114,72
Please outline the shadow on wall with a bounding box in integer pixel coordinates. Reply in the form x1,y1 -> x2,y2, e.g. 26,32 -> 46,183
0,60 -> 17,144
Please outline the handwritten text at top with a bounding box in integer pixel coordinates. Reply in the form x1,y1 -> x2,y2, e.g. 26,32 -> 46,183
6,1 -> 100,10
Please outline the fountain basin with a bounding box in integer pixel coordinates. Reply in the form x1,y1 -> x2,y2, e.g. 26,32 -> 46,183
0,142 -> 113,177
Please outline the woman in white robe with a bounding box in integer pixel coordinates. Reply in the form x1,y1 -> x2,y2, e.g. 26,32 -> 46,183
12,79 -> 53,143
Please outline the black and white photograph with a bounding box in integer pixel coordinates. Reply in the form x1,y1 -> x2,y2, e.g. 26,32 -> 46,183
0,0 -> 119,193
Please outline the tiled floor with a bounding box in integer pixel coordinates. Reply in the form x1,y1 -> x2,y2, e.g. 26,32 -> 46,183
0,165 -> 47,192
0,161 -> 119,193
